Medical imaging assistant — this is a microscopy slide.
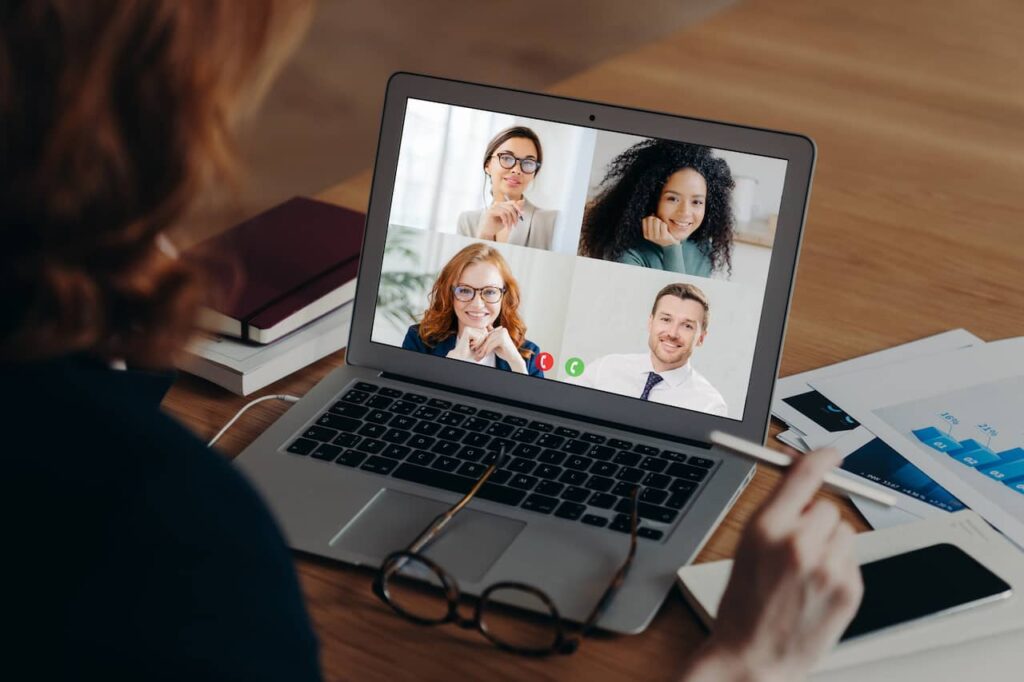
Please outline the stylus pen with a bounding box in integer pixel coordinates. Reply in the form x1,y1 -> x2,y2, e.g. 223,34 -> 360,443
709,431 -> 897,507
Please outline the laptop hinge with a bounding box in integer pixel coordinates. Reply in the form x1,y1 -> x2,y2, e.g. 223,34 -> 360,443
379,371 -> 712,450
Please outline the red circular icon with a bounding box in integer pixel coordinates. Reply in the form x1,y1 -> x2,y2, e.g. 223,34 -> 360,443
536,352 -> 554,372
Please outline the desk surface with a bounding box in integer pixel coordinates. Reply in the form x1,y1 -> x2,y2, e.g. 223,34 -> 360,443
164,0 -> 1024,679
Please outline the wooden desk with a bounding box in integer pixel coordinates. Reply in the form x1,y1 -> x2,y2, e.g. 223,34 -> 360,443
164,0 -> 1024,679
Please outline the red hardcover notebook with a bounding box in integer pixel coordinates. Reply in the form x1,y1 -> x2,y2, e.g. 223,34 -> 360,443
192,196 -> 364,344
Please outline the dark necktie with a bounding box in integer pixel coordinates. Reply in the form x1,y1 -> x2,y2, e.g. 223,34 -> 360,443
640,372 -> 664,400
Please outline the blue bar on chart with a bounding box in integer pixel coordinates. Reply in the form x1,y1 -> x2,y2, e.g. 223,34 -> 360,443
948,439 -> 1001,468
912,426 -> 963,455
985,454 -> 1024,484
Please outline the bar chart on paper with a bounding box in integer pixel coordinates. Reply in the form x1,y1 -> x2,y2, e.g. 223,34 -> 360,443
877,376 -> 1024,497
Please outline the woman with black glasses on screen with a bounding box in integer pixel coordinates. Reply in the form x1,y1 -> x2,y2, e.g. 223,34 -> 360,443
402,243 -> 545,376
457,127 -> 559,250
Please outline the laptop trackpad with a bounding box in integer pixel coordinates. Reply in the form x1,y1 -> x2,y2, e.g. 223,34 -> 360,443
329,488 -> 526,583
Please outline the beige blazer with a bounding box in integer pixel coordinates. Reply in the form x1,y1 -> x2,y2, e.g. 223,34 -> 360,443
457,198 -> 558,250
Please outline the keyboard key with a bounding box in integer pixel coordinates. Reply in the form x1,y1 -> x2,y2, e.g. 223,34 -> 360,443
608,438 -> 633,450
354,382 -> 378,392
407,450 -> 435,466
403,392 -> 427,403
382,429 -> 411,444
457,462 -> 486,478
391,463 -> 525,506
432,456 -> 460,472
509,474 -> 538,490
585,476 -> 614,492
613,451 -> 641,467
511,427 -> 539,444
581,514 -> 608,527
660,450 -> 688,462
616,467 -> 645,483
637,502 -> 679,524
590,445 -> 615,461
590,461 -> 618,477
502,415 -> 528,426
555,427 -> 580,438
457,446 -> 486,462
453,403 -> 477,415
303,426 -> 337,442
667,462 -> 710,482
438,412 -> 465,426
536,480 -> 564,497
287,438 -> 317,455
689,456 -> 714,468
561,486 -> 589,502
670,479 -> 698,494
588,492 -> 616,509
638,527 -> 664,541
463,432 -> 490,447
335,450 -> 367,467
611,481 -> 637,498
633,444 -> 659,457
554,501 -> 587,520
639,457 -> 667,473
389,415 -> 416,430
379,387 -> 403,398
528,420 -> 553,432
427,398 -> 452,409
438,426 -> 466,441
614,497 -> 635,515
521,494 -> 559,514
367,395 -> 394,410
489,469 -> 511,485
430,441 -> 461,456
342,389 -> 370,404
486,422 -> 514,437
582,432 -> 606,444
537,434 -> 565,449
361,456 -> 399,475
332,432 -> 360,448
383,444 -> 411,460
561,439 -> 590,455
643,473 -> 671,489
407,435 -> 436,450
413,406 -> 441,420
487,438 -> 515,453
512,444 -> 540,459
508,458 -> 536,474
318,413 -> 361,432
565,455 -> 591,471
609,514 -> 632,533
463,417 -> 489,432
390,400 -> 416,416
559,470 -> 588,486
358,423 -> 386,438
311,444 -> 341,461
534,464 -> 562,480
356,438 -> 386,455
538,449 -> 566,465
478,409 -> 502,421
666,491 -> 693,509
640,488 -> 669,505
365,409 -> 392,424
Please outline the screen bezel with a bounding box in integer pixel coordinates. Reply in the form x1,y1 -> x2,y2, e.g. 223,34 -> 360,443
346,72 -> 815,444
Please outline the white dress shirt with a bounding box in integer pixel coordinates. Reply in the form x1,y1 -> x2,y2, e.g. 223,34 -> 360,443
573,353 -> 728,417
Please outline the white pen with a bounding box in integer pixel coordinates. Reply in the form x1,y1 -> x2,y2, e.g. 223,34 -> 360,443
502,193 -> 524,222
709,430 -> 897,507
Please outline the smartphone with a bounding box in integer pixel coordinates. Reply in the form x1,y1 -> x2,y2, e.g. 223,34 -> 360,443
841,543 -> 1012,641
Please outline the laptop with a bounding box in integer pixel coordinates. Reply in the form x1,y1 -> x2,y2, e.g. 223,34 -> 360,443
235,73 -> 814,634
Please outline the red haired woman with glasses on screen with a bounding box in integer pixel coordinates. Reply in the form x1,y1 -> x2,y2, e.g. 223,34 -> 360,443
2,2 -> 860,680
402,243 -> 545,376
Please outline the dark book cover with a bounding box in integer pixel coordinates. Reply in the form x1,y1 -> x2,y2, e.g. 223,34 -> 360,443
192,196 -> 364,343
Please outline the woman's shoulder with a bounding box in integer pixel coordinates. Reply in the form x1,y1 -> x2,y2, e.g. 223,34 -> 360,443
402,324 -> 425,350
681,239 -> 714,276
615,243 -> 656,267
457,208 -> 483,236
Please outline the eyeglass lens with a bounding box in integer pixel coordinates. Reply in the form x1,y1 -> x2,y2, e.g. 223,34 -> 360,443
497,152 -> 538,174
453,285 -> 502,303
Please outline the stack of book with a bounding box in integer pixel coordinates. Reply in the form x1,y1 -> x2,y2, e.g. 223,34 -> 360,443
180,196 -> 364,395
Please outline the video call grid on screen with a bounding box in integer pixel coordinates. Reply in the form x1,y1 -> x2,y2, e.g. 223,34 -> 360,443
371,98 -> 789,422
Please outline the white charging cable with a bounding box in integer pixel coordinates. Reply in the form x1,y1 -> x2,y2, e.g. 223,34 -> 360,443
207,394 -> 301,447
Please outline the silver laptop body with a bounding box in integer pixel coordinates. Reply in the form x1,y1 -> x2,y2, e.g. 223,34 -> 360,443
235,73 -> 815,634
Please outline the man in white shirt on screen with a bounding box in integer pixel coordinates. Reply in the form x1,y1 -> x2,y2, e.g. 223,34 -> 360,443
575,282 -> 728,416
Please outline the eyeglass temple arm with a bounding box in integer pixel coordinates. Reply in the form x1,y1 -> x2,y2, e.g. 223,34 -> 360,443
578,492 -> 640,637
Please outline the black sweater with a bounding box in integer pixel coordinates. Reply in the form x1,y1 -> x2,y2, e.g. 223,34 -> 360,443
2,356 -> 321,680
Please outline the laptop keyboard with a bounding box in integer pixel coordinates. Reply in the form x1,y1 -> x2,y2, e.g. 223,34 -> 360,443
282,381 -> 719,542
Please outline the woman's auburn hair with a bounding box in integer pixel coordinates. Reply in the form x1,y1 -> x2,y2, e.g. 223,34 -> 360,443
578,139 -> 735,274
0,0 -> 310,366
417,243 -> 531,360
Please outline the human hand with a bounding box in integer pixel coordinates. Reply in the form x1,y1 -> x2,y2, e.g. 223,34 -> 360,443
479,198 -> 523,241
472,326 -> 527,373
683,449 -> 863,682
446,326 -> 488,361
641,215 -> 681,247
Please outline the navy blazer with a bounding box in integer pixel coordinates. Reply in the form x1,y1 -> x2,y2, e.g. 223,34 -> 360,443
402,325 -> 545,377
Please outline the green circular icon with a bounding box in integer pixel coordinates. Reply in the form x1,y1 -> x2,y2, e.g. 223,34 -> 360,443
564,357 -> 585,377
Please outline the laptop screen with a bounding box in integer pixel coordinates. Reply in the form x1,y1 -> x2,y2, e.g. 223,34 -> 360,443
370,98 -> 788,422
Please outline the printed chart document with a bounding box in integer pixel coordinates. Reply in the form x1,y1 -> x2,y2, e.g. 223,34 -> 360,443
813,338 -> 1024,547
